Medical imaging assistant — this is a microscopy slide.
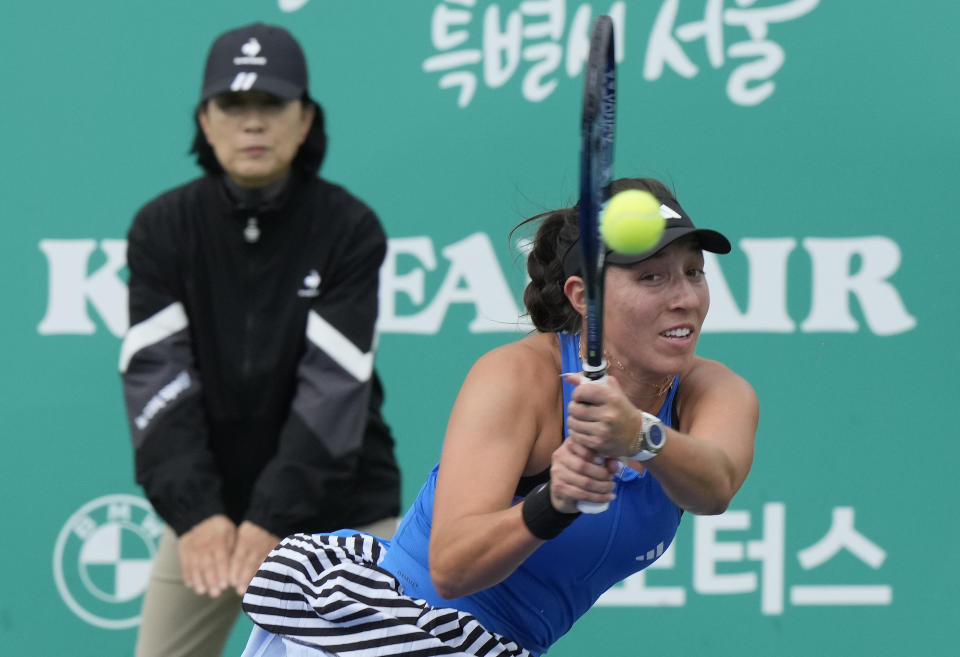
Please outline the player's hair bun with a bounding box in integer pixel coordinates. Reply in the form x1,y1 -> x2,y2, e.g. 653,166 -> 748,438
522,208 -> 582,334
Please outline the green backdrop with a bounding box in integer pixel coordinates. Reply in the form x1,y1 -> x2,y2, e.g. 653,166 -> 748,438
3,1 -> 957,655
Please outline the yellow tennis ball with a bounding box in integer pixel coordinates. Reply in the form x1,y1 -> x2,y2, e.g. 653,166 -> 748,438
600,189 -> 666,254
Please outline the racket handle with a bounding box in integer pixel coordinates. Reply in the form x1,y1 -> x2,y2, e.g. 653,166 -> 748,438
576,371 -> 610,514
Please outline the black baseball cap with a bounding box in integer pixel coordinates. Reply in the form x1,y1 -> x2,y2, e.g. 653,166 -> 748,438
201,23 -> 308,102
562,196 -> 731,277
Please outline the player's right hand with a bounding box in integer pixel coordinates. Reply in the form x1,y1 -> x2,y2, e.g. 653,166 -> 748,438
178,514 -> 237,598
562,372 -> 639,458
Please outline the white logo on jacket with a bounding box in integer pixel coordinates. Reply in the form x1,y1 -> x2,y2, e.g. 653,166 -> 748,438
298,269 -> 321,297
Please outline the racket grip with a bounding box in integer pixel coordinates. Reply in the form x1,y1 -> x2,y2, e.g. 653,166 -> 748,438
576,371 -> 610,513
577,455 -> 610,513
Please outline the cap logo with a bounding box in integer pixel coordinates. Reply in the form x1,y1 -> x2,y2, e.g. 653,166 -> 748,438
230,72 -> 258,92
659,204 -> 682,219
234,37 -> 267,66
242,38 -> 261,57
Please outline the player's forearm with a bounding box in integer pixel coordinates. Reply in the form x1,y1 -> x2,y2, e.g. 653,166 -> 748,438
429,505 -> 543,599
643,428 -> 748,515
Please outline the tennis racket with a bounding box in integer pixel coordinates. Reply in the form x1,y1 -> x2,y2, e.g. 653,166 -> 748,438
576,15 -> 616,514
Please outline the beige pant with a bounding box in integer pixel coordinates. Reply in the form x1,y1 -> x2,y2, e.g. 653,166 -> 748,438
135,517 -> 400,657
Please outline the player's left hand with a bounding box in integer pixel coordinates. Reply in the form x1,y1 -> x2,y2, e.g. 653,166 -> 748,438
228,521 -> 281,596
549,437 -> 619,512
562,373 -> 639,457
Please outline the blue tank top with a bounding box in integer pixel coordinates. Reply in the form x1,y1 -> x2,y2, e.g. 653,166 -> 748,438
380,333 -> 682,656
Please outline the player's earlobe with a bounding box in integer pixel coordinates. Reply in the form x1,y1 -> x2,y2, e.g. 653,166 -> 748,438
563,276 -> 587,316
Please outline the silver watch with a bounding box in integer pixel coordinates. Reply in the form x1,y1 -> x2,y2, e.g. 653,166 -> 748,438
631,411 -> 667,462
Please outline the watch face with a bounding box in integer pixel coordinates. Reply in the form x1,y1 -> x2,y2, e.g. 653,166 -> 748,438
648,424 -> 665,449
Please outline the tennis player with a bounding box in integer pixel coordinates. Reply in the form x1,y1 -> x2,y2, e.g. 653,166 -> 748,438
240,177 -> 758,657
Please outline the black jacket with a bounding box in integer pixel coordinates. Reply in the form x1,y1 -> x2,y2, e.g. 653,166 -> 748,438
120,173 -> 400,537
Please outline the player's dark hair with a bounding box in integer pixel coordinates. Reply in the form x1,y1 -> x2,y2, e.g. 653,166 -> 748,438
514,177 -> 676,334
189,94 -> 327,178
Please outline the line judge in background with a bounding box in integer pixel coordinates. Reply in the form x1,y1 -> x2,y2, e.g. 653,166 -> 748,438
119,23 -> 401,657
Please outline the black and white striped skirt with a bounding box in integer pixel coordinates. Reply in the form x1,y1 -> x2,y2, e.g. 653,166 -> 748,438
241,533 -> 533,657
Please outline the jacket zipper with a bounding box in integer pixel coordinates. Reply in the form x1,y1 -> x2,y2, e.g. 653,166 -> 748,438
242,215 -> 258,380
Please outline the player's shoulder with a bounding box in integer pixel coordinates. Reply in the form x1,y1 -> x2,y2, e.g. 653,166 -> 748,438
470,333 -> 560,388
682,356 -> 757,402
